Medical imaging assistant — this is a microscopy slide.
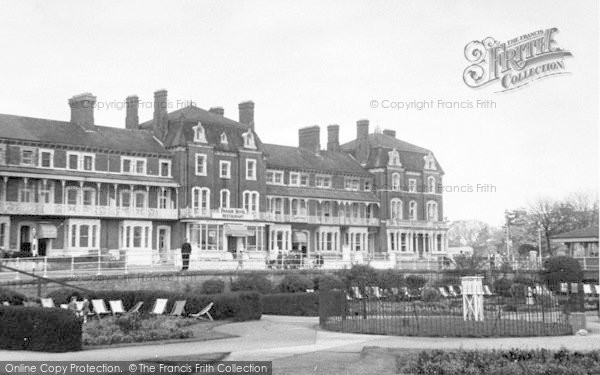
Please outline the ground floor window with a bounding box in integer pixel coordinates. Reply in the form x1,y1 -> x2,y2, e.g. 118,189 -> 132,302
269,225 -> 291,251
242,226 -> 264,251
316,226 -> 340,252
190,223 -> 223,251
0,218 -> 8,249
120,220 -> 152,249
67,219 -> 100,250
346,229 -> 367,252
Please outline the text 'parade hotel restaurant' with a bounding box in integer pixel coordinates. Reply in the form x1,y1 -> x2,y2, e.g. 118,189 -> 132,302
0,90 -> 449,269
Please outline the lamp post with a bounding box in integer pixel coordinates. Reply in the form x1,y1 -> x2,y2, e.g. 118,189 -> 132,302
537,223 -> 542,268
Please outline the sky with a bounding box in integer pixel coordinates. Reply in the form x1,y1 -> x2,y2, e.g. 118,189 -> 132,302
0,0 -> 597,226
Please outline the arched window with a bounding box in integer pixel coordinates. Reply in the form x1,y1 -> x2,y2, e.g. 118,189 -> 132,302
220,132 -> 228,144
428,176 -> 436,193
243,190 -> 260,214
193,122 -> 207,143
427,201 -> 438,221
424,153 -> 436,170
388,148 -> 401,166
391,173 -> 401,191
409,201 -> 417,220
390,199 -> 403,220
191,187 -> 210,212
220,189 -> 230,209
243,130 -> 256,149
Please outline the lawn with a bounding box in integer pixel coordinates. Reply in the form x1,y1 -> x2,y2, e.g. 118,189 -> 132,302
83,315 -> 229,346
323,315 -> 572,337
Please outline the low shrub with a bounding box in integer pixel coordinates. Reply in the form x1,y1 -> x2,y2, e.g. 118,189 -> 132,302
199,279 -> 225,294
83,316 -> 194,346
262,292 -> 319,316
339,265 -> 378,293
405,274 -> 427,292
0,306 -> 82,352
421,287 -> 441,302
377,269 -> 405,291
278,274 -> 313,293
400,349 -> 600,375
0,288 -> 26,305
47,288 -> 262,322
231,274 -> 272,294
542,256 -> 583,287
46,288 -> 86,305
314,274 -> 344,291
494,278 -> 513,297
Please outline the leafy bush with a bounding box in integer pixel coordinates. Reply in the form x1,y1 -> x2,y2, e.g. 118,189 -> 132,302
47,288 -> 262,321
83,316 -> 194,346
542,256 -> 583,285
400,349 -> 600,375
314,274 -> 344,291
0,288 -> 26,305
278,274 -> 313,293
46,288 -> 86,305
262,292 -> 319,316
231,273 -> 273,294
0,306 -> 82,352
199,279 -> 225,294
494,278 -> 513,297
340,265 -> 378,293
377,269 -> 405,290
405,274 -> 427,291
422,287 -> 441,302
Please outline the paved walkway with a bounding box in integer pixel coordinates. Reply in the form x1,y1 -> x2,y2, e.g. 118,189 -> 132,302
1,314 -> 599,363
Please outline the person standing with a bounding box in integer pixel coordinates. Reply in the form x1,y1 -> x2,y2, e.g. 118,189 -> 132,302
181,238 -> 192,271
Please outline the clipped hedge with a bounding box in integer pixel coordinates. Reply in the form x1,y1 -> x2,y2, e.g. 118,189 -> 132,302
0,287 -> 26,305
0,306 -> 82,352
262,292 -> 319,316
278,274 -> 314,293
199,278 -> 226,294
47,288 -> 262,322
231,273 -> 273,294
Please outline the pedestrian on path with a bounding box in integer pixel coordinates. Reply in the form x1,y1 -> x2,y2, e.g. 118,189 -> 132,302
181,238 -> 191,271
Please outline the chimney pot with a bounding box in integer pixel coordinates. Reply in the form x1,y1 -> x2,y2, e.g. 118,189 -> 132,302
238,101 -> 255,129
209,106 -> 225,116
153,89 -> 168,140
299,125 -> 321,154
356,119 -> 370,162
327,124 -> 340,152
69,93 -> 96,130
383,129 -> 396,138
125,95 -> 139,130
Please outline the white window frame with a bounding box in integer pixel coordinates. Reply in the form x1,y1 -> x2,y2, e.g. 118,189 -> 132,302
38,180 -> 54,204
159,159 -> 172,177
428,176 -> 436,193
119,189 -> 131,208
390,199 -> 403,220
316,174 -> 332,189
427,201 -> 438,221
246,159 -> 257,180
344,178 -> 360,191
20,147 -> 36,166
121,156 -> 145,175
82,187 -> 96,206
195,153 -> 207,176
289,172 -> 300,186
133,190 -> 148,209
67,151 -> 95,171
388,149 -> 401,166
220,133 -> 228,144
158,188 -> 171,209
193,122 -> 207,143
66,219 -> 100,251
0,144 -> 6,165
220,189 -> 231,209
409,200 -> 418,220
243,190 -> 260,214
243,130 -> 256,149
266,170 -> 284,185
191,187 -> 210,212
65,186 -> 80,205
38,149 -> 54,168
219,160 -> 231,179
408,178 -> 417,193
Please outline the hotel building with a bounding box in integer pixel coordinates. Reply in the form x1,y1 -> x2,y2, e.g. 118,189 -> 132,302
0,90 -> 448,268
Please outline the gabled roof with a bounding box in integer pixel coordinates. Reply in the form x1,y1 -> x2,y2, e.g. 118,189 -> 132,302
140,106 -> 263,152
552,226 -> 599,240
0,114 -> 169,156
267,185 -> 378,202
341,133 -> 444,173
263,143 -> 370,176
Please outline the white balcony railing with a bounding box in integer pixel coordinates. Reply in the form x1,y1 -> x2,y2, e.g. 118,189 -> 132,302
386,219 -> 449,229
0,201 -> 178,219
261,213 -> 379,226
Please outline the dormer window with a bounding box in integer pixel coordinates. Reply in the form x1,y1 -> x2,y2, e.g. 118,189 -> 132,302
388,148 -> 401,166
243,130 -> 256,149
424,153 -> 436,170
193,122 -> 207,143
220,132 -> 228,144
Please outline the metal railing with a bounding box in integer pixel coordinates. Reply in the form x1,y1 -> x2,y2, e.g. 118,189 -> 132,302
0,201 -> 178,219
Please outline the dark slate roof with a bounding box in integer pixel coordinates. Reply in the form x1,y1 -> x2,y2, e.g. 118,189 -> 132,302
552,226 -> 599,240
267,185 -> 378,202
263,143 -> 370,176
140,106 -> 263,152
0,114 -> 169,156
341,133 -> 444,173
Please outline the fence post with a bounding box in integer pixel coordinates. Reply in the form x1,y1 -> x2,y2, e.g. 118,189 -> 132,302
14,257 -> 20,280
97,248 -> 101,276
43,256 -> 48,278
70,256 -> 75,278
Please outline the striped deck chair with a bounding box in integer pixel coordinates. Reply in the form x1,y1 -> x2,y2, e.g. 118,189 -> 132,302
438,287 -> 450,298
447,286 -> 458,297
534,284 -> 543,296
595,285 -> 600,296
151,298 -> 169,315
368,286 -> 382,300
91,299 -> 111,319
128,301 -> 144,314
390,287 -> 400,296
560,283 -> 569,293
41,298 -> 55,308
583,284 -> 593,296
483,285 -> 493,296
190,302 -> 214,321
109,300 -> 126,315
351,286 -> 364,300
170,300 -> 187,316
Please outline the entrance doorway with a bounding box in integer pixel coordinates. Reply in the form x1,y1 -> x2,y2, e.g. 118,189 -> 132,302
38,239 -> 50,256
227,236 -> 236,255
157,226 -> 171,263
19,225 -> 31,254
